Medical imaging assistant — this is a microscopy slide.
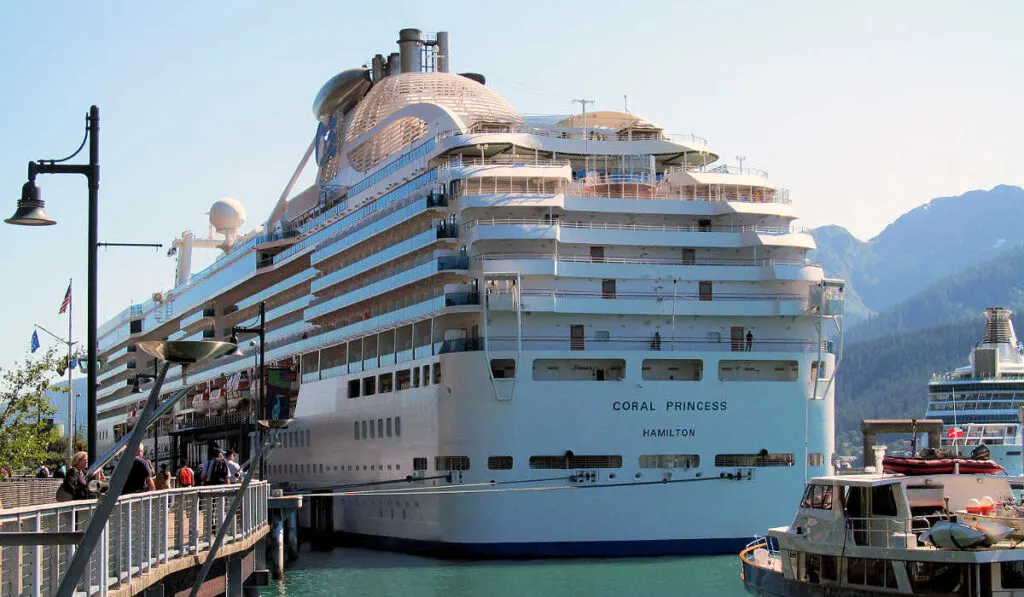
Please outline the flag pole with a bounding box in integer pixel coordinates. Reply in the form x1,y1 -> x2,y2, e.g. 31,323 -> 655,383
67,278 -> 74,464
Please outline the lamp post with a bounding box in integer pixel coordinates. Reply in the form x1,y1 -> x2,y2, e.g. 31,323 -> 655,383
229,301 -> 266,472
7,106 -> 101,463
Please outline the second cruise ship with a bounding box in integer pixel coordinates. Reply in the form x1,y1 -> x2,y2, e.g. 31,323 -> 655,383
94,28 -> 845,556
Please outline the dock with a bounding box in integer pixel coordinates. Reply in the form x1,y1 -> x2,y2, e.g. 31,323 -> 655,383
0,481 -> 270,597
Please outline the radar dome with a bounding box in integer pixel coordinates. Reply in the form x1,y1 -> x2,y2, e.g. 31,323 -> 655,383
209,198 -> 246,233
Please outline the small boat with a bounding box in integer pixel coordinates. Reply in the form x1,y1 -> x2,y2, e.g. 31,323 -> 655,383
740,464 -> 1024,595
882,455 -> 1005,475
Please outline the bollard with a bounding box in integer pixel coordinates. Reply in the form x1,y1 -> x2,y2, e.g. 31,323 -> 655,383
267,513 -> 285,580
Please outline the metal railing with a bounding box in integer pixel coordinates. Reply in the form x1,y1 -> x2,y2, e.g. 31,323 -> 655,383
845,517 -> 924,550
464,218 -> 806,235
0,482 -> 269,597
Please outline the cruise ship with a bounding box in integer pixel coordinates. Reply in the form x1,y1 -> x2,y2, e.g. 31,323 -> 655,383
924,307 -> 1024,475
94,28 -> 845,556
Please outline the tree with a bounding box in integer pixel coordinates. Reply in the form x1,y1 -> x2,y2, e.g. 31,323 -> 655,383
0,349 -> 63,474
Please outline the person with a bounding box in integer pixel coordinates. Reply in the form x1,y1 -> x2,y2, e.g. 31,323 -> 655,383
154,463 -> 171,490
125,443 -> 155,494
54,464 -> 67,479
57,452 -> 95,501
36,464 -> 51,478
226,450 -> 242,483
177,462 -> 194,488
652,331 -> 661,351
205,450 -> 231,486
745,330 -> 753,352
200,446 -> 223,485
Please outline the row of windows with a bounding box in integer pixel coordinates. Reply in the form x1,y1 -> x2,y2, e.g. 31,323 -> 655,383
525,358 -> 802,382
804,554 -> 1000,593
349,364 -> 441,398
279,429 -> 312,449
354,417 -> 402,440
270,462 -> 403,476
347,138 -> 436,197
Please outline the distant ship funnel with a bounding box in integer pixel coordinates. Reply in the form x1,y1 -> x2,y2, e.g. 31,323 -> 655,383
983,307 -> 1015,344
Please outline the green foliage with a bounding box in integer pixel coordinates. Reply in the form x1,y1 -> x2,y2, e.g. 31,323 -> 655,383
0,349 -> 64,472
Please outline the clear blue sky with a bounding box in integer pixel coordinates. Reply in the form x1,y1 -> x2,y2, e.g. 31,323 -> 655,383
1,1 -> 1022,369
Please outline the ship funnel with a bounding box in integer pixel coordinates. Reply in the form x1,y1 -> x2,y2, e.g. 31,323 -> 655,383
436,31 -> 450,72
398,28 -> 423,73
372,54 -> 385,81
983,307 -> 1015,344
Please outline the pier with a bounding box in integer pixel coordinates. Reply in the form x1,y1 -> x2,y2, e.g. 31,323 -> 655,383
0,481 -> 269,597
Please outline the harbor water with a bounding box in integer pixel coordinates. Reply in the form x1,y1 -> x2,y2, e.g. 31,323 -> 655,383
260,548 -> 747,597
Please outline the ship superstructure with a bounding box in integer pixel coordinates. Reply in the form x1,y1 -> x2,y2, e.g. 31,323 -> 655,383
94,28 -> 845,555
925,307 -> 1024,475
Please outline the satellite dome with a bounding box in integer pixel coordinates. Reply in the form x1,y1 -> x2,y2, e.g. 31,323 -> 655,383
209,198 -> 246,233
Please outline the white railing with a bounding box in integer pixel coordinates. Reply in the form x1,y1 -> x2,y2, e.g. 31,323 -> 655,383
0,482 -> 269,597
474,252 -> 818,268
845,517 -> 923,550
464,218 -> 806,235
441,155 -> 572,169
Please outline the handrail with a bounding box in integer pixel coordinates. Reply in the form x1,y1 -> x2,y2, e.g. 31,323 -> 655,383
0,482 -> 269,596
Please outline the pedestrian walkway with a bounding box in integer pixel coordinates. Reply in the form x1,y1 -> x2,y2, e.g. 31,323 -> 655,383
0,482 -> 269,597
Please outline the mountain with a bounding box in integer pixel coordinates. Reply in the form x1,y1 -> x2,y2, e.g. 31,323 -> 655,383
848,243 -> 1024,343
811,185 -> 1024,322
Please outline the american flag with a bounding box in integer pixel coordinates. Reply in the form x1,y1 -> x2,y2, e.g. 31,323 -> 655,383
58,282 -> 72,315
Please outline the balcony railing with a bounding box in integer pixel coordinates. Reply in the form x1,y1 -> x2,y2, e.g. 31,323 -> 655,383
475,252 -> 817,268
464,218 -> 805,235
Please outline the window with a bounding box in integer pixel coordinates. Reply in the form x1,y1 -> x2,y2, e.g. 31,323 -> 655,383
354,421 -> 360,440
432,363 -> 441,385
808,453 -> 824,466
386,418 -> 393,437
306,430 -> 311,446
1002,562 -> 1024,588
533,358 -> 625,381
698,219 -> 712,232
491,359 -> 516,379
714,453 -> 795,467
435,456 -> 470,471
698,281 -> 712,301
799,484 -> 834,510
379,373 -> 393,393
363,376 -> 376,396
377,419 -> 384,438
681,248 -> 695,265
348,379 -> 360,398
488,456 -> 513,470
601,279 -> 616,299
396,369 -> 411,390
369,420 -> 376,439
639,454 -> 700,469
130,319 -> 143,334
395,416 -> 401,437
413,457 -> 427,471
422,365 -> 430,385
413,367 -> 420,387
361,420 -> 368,439
590,246 -> 604,263
529,455 -> 622,469
718,360 -> 798,382
641,359 -> 702,381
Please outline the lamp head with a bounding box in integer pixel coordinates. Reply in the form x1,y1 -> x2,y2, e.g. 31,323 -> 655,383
227,334 -> 244,357
131,378 -> 141,393
5,181 -> 55,226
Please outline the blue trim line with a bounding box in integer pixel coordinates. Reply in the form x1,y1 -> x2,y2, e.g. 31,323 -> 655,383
312,531 -> 749,558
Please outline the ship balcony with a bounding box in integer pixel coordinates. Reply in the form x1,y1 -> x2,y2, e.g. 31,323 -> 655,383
179,306 -> 216,328
475,253 -> 822,282
96,362 -> 131,385
465,218 -> 813,250
501,288 -> 809,317
311,228 -> 446,294
103,343 -> 137,367
305,257 -> 470,322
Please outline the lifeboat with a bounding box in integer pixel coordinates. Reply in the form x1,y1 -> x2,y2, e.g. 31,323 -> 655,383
193,391 -> 211,415
882,455 -> 1005,475
208,387 -> 227,413
225,372 -> 251,410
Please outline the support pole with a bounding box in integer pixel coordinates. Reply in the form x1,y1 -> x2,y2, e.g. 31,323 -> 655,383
87,105 -> 100,464
54,361 -> 169,597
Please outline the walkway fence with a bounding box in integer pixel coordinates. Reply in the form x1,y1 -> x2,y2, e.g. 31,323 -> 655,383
0,481 -> 269,597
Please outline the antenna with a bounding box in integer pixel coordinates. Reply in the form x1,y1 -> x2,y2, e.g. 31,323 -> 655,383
571,98 -> 596,172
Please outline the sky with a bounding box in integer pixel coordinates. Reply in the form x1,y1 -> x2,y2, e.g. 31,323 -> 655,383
1,1 -> 1023,370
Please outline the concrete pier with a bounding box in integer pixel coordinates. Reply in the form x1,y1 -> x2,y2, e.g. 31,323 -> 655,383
267,493 -> 302,580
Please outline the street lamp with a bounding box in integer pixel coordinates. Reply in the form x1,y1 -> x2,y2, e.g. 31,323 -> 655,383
7,106 -> 101,463
229,301 -> 265,420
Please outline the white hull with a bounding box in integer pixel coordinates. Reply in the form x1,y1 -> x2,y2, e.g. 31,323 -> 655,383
270,350 -> 835,554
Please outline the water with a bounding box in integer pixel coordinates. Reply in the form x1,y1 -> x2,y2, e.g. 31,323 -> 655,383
261,548 -> 748,597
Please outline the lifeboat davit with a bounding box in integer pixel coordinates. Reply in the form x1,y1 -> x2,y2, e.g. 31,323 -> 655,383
882,456 -> 1005,475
